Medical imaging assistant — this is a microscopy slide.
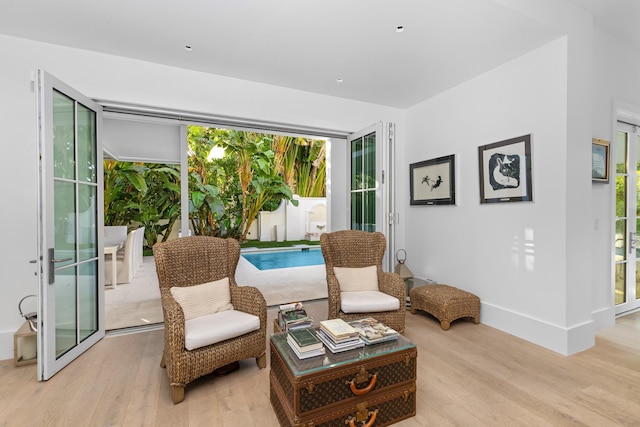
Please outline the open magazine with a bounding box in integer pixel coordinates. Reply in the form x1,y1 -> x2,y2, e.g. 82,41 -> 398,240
348,317 -> 399,345
278,302 -> 313,331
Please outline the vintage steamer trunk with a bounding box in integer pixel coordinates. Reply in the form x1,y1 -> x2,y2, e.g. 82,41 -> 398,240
269,333 -> 417,427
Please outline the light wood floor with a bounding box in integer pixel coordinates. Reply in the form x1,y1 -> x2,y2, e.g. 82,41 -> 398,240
1,305 -> 639,426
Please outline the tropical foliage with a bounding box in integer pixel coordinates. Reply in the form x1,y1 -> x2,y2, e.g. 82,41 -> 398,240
104,160 -> 181,248
104,127 -> 326,245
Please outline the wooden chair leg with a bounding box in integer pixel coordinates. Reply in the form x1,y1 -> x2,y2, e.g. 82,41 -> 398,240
171,385 -> 185,404
256,353 -> 266,369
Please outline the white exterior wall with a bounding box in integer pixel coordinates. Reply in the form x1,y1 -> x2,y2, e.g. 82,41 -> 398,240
0,34 -> 402,361
257,197 -> 327,242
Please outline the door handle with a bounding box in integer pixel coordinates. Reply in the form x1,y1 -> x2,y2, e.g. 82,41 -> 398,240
48,248 -> 72,284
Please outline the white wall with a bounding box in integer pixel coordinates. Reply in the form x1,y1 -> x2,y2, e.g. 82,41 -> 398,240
327,137 -> 349,232
0,34 -> 402,361
403,36 -> 595,355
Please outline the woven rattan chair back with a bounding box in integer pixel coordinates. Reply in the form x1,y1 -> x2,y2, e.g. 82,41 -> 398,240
154,235 -> 240,297
320,230 -> 406,333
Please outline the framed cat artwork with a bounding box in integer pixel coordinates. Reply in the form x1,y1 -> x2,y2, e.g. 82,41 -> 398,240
478,134 -> 533,204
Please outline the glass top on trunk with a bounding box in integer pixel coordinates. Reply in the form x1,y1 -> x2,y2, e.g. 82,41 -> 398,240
270,331 -> 415,377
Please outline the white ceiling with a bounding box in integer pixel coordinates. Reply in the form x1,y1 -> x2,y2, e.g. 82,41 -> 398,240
0,0 -> 635,109
0,0 -> 562,109
569,0 -> 640,49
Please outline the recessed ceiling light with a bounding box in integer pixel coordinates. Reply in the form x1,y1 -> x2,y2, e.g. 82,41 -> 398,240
395,26 -> 405,33
336,78 -> 344,83
184,45 -> 193,52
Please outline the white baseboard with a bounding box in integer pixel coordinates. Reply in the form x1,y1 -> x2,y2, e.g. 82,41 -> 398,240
480,302 -> 595,356
0,303 -> 617,363
592,305 -> 615,329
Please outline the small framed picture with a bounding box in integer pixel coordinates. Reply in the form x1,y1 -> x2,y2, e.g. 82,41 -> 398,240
592,138 -> 610,182
478,134 -> 533,204
409,154 -> 456,205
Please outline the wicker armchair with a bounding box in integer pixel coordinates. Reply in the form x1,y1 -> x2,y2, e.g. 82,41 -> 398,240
153,236 -> 267,404
320,230 -> 406,333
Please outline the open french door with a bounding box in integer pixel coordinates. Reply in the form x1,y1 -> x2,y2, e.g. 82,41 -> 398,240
615,122 -> 640,315
347,122 -> 396,270
36,70 -> 105,380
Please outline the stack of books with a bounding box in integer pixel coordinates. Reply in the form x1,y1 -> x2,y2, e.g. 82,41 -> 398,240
348,317 -> 399,345
287,327 -> 325,359
278,302 -> 313,331
317,318 -> 365,353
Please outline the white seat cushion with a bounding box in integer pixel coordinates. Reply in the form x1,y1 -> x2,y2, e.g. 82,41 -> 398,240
184,309 -> 260,350
340,291 -> 400,313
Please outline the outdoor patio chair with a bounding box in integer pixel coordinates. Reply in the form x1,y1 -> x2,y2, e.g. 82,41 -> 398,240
320,230 -> 406,333
153,236 -> 267,404
105,227 -> 136,285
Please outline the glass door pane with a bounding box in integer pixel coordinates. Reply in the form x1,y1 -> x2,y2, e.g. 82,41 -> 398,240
52,92 -> 79,357
350,131 -> 377,231
615,130 -> 628,306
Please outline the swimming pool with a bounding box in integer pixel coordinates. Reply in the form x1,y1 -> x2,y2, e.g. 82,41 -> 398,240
242,248 -> 325,270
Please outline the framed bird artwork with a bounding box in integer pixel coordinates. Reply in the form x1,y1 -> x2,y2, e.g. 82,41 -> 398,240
410,154 -> 456,206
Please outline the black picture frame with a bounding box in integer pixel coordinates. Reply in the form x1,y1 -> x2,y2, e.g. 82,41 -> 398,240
409,154 -> 456,205
478,134 -> 533,204
592,138 -> 609,182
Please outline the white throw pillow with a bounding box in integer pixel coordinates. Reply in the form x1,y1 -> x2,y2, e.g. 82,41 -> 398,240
333,265 -> 378,292
170,277 -> 234,321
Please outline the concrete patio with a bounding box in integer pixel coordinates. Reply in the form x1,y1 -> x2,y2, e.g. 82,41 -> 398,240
105,254 -> 328,330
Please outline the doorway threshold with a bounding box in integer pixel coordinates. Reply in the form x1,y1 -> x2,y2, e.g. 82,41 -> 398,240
106,322 -> 163,337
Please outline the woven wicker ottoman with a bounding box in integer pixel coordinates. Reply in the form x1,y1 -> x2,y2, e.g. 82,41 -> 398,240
410,284 -> 480,330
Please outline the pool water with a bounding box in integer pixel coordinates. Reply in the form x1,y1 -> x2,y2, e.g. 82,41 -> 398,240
242,248 -> 325,270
